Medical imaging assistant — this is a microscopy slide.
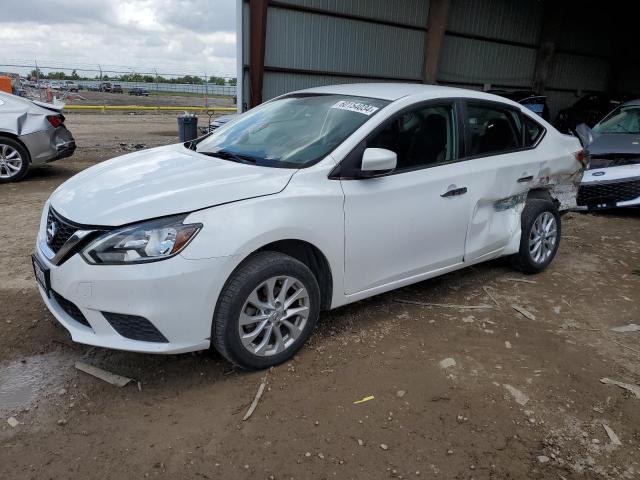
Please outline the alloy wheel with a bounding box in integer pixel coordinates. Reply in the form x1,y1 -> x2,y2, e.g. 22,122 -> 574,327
238,275 -> 310,357
0,144 -> 23,180
528,211 -> 557,264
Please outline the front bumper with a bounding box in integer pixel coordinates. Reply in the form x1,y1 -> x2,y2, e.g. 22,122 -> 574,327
19,126 -> 76,166
577,165 -> 640,210
34,245 -> 237,354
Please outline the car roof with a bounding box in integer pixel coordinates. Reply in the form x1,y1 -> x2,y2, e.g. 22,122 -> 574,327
291,82 -> 521,104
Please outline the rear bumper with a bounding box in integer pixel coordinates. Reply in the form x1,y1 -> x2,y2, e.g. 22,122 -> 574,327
577,165 -> 640,210
19,126 -> 76,165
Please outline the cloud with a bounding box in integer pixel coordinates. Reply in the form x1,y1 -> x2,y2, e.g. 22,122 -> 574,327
1,0 -> 236,77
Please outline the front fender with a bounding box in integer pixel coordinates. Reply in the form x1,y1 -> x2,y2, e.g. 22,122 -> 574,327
181,169 -> 345,305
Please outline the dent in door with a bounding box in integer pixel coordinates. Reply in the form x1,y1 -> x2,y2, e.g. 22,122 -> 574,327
466,166 -> 537,260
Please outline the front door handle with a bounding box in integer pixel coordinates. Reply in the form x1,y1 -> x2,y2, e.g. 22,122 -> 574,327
441,187 -> 468,197
517,175 -> 534,183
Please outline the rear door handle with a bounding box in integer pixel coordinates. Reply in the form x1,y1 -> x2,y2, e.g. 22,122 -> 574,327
441,187 -> 468,197
517,175 -> 534,183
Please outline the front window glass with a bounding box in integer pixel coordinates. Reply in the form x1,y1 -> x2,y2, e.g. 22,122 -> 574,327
196,94 -> 389,168
367,104 -> 456,170
593,106 -> 640,134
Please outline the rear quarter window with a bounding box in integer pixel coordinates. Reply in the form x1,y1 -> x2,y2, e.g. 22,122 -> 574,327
523,116 -> 544,147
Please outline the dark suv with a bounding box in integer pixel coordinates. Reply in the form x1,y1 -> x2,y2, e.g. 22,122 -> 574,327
129,87 -> 149,96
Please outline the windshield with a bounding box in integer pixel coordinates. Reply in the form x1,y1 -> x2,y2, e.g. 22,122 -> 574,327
196,94 -> 389,168
594,105 -> 640,134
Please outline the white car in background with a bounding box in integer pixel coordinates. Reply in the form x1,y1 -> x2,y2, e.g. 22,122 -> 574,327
32,84 -> 584,369
576,99 -> 640,210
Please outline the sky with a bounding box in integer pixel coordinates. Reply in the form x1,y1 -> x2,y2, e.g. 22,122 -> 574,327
0,0 -> 237,78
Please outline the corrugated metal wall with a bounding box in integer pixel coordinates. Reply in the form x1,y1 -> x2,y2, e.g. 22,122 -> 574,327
265,9 -> 424,79
242,0 -> 429,105
440,0 -> 541,88
243,0 -> 626,118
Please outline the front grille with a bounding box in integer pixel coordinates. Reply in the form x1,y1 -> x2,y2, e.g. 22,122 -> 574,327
577,178 -> 640,206
46,209 -> 79,254
102,312 -> 169,343
52,291 -> 92,328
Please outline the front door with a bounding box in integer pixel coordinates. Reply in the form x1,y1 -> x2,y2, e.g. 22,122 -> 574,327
341,101 -> 471,295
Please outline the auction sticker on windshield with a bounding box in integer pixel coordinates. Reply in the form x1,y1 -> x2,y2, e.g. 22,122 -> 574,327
331,100 -> 379,116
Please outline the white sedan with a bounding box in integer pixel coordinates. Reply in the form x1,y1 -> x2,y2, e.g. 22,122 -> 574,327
33,84 -> 584,369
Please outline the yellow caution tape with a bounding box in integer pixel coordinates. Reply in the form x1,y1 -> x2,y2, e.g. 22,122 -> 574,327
353,395 -> 375,404
62,105 -> 237,112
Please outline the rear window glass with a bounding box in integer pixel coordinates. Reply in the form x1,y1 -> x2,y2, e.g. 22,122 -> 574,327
467,105 -> 521,155
523,116 -> 544,146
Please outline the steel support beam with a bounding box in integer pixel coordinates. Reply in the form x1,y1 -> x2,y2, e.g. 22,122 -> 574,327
532,0 -> 567,94
423,0 -> 450,84
249,0 -> 268,108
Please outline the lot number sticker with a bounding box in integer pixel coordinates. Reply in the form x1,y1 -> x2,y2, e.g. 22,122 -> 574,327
331,100 -> 379,116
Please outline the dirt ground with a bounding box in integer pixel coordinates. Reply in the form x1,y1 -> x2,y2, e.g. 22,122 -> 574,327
1,113 -> 639,480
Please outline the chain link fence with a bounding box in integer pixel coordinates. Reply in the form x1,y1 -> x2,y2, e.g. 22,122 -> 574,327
1,60 -> 237,99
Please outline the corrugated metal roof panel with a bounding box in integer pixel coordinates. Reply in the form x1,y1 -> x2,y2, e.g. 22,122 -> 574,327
438,35 -> 536,87
447,0 -> 542,45
273,0 -> 429,28
265,7 -> 426,80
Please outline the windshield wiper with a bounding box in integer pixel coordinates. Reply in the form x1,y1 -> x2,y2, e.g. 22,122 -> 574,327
200,149 -> 259,164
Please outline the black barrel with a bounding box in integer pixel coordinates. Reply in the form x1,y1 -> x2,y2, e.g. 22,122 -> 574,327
177,113 -> 198,142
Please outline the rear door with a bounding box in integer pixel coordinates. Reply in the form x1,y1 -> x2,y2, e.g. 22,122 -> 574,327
461,101 -> 544,261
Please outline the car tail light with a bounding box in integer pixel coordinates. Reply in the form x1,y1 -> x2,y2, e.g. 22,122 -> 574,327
574,149 -> 587,167
46,115 -> 64,128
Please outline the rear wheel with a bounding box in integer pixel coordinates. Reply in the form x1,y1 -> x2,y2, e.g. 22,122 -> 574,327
212,251 -> 320,370
0,137 -> 30,183
512,200 -> 561,274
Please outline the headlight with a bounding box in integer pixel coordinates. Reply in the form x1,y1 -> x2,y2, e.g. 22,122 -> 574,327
82,215 -> 202,265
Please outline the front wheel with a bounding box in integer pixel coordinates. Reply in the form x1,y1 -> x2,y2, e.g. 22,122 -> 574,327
212,251 -> 320,370
511,200 -> 561,274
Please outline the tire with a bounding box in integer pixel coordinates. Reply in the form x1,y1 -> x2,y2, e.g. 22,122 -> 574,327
511,199 -> 561,274
0,137 -> 30,183
212,251 -> 321,370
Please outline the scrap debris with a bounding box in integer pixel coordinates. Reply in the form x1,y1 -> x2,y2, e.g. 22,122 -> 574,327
611,324 -> 640,333
394,299 -> 492,310
439,358 -> 457,369
242,382 -> 266,421
503,384 -> 529,406
353,395 -> 375,405
118,142 -> 146,152
502,277 -> 538,284
7,416 -> 19,428
482,286 -> 500,306
511,304 -> 536,320
602,423 -> 622,446
74,362 -> 133,388
600,378 -> 640,399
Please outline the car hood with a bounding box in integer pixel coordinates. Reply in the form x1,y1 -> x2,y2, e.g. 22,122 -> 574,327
587,134 -> 640,169
588,133 -> 640,156
49,143 -> 296,226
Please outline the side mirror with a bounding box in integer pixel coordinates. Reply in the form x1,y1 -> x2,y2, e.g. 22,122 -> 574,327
574,123 -> 594,148
360,148 -> 397,175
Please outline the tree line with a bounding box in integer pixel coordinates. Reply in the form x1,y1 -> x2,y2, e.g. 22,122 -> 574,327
29,69 -> 236,86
